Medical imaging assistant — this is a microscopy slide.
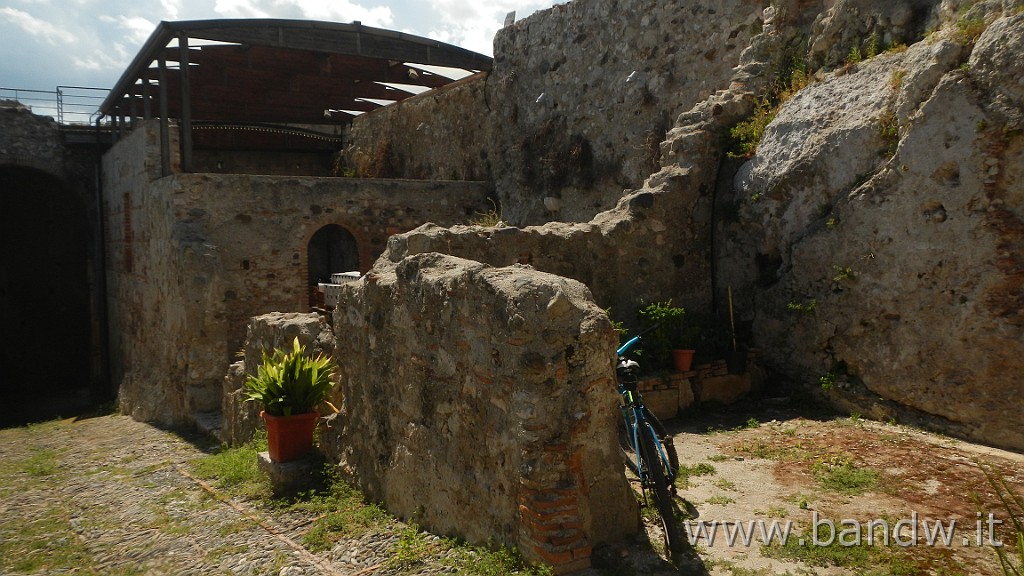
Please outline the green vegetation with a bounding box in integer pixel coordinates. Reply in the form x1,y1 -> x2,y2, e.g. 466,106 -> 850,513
811,455 -> 879,495
787,299 -> 817,314
730,97 -> 778,158
706,495 -> 736,505
636,300 -> 701,370
955,13 -> 987,45
243,336 -> 336,417
191,432 -> 271,500
190,438 -> 554,575
22,447 -> 61,477
865,32 -> 881,59
978,461 -> 1024,576
469,197 -> 505,227
879,110 -> 900,152
847,44 -> 863,65
728,49 -> 811,158
890,69 -> 907,90
714,478 -> 738,491
676,462 -> 717,490
832,265 -> 855,282
762,521 -> 917,574
820,372 -> 836,391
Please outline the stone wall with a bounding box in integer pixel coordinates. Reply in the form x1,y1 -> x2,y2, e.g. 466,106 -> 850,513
319,252 -> 637,573
488,0 -> 763,224
221,312 -> 336,447
332,0 -> 1024,451
0,101 -> 66,177
338,0 -> 764,225
104,120 -> 492,426
339,74 -> 492,182
0,101 -> 110,409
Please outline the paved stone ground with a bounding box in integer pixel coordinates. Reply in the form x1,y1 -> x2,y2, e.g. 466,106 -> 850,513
0,414 -> 469,576
0,414 -> 680,576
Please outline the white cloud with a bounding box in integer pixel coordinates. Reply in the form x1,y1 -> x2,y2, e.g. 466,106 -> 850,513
160,0 -> 180,19
212,0 -> 393,26
422,0 -> 556,55
0,6 -> 75,44
97,14 -> 155,45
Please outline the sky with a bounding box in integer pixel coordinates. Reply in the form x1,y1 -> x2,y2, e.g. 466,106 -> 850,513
0,0 -> 558,95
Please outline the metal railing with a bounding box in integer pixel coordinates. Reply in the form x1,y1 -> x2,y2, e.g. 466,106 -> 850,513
1,86 -> 108,126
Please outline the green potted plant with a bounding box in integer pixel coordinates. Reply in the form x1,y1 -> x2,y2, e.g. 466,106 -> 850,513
243,337 -> 337,462
637,300 -> 697,372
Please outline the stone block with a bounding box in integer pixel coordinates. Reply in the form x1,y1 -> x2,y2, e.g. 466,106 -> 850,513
257,451 -> 316,495
673,376 -> 695,411
697,374 -> 751,405
641,387 -> 679,421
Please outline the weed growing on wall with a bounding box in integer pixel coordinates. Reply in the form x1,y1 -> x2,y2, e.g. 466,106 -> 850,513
728,48 -> 811,158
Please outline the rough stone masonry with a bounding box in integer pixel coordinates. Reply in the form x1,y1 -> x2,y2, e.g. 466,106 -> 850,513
319,253 -> 638,572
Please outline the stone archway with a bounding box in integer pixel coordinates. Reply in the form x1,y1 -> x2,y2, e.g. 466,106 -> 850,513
306,224 -> 360,307
0,165 -> 94,426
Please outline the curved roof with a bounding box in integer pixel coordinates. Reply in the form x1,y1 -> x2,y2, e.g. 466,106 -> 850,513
99,19 -> 493,125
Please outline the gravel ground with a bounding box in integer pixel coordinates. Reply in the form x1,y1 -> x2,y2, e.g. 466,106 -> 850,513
0,414 -> 475,576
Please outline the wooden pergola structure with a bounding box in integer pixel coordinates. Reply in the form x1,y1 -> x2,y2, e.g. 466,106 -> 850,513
99,19 -> 493,174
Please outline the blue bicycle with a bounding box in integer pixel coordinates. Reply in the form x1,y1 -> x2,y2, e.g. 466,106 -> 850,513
617,332 -> 684,562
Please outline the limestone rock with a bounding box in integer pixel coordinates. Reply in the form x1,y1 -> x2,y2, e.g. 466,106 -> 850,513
720,11 -> 1024,450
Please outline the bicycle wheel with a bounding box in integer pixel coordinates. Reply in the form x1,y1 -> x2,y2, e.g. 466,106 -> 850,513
618,410 -> 641,475
643,408 -> 679,481
638,422 -> 685,563
619,408 -> 680,485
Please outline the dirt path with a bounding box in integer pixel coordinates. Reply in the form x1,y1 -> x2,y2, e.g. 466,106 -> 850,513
659,401 -> 1024,576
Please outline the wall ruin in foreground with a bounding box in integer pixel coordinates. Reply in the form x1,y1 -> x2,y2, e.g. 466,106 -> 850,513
223,261 -> 639,574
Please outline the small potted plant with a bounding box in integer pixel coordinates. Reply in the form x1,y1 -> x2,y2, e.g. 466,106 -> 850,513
637,300 -> 697,372
243,337 -> 337,462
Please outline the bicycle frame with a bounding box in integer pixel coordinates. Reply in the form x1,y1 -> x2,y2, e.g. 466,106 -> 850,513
616,329 -> 685,562
616,335 -> 677,490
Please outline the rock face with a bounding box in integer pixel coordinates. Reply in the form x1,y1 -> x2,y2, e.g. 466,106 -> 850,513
322,253 -> 637,572
720,6 -> 1024,448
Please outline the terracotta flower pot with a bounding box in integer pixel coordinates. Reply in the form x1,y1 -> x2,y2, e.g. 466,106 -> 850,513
672,349 -> 695,372
261,411 -> 319,462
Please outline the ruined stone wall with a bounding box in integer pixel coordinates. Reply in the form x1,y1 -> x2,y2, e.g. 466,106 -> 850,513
104,121 -> 492,425
334,0 -> 1024,451
339,74 -> 492,181
488,0 -> 763,224
221,312 -> 336,447
0,102 -> 65,177
1,102 -> 111,401
338,0 -> 764,225
321,252 -> 637,573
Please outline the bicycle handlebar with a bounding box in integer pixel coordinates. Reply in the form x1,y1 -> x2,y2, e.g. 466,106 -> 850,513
615,323 -> 662,357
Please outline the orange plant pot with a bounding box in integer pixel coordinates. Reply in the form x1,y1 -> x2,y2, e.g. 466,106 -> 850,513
261,411 -> 319,462
672,349 -> 695,372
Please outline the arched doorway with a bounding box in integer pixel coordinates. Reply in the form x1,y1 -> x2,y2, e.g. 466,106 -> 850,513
307,224 -> 359,307
0,166 -> 95,427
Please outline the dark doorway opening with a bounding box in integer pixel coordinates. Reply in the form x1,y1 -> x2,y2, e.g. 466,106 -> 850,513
307,224 -> 359,307
0,166 -> 97,427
